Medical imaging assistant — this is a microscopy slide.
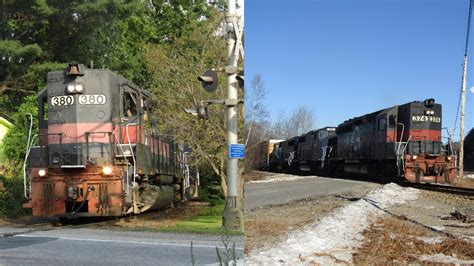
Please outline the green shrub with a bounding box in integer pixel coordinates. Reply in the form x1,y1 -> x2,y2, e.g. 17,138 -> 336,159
0,175 -> 29,219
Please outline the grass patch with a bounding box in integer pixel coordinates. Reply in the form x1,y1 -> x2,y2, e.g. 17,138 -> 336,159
158,204 -> 242,235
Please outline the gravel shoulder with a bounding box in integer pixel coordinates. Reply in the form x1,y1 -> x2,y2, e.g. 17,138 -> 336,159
244,173 -> 381,254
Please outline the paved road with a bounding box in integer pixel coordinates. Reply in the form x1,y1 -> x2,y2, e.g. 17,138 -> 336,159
0,227 -> 243,265
245,174 -> 380,210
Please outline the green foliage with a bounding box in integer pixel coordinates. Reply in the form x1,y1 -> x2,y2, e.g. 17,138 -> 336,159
2,95 -> 38,174
197,162 -> 226,204
0,175 -> 29,218
146,10 -> 233,197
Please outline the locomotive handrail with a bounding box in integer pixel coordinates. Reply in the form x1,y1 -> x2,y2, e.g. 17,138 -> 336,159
396,123 -> 405,157
85,131 -> 113,165
23,113 -> 35,199
114,135 -> 131,194
126,123 -> 138,184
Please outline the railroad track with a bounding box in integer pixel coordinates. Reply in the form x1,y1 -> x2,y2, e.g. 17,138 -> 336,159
400,182 -> 474,197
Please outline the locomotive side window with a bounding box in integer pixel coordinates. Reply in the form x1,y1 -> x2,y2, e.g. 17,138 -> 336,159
123,91 -> 138,118
319,130 -> 328,139
40,96 -> 48,121
378,117 -> 387,131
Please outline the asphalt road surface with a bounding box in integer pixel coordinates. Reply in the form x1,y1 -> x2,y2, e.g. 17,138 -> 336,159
245,174 -> 380,210
0,227 -> 244,265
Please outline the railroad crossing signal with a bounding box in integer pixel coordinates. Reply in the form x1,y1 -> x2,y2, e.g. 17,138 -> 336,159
184,101 -> 209,120
198,70 -> 218,93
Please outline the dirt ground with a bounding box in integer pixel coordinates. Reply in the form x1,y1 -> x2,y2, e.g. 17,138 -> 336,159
106,202 -> 211,229
0,201 -> 210,230
354,216 -> 474,264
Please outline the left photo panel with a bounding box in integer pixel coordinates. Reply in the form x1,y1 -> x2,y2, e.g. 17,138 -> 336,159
0,1 -> 244,265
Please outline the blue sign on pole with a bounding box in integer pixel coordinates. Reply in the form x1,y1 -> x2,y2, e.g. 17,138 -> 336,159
229,143 -> 245,159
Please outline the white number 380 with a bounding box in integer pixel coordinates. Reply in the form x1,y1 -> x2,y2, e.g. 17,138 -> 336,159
78,94 -> 106,105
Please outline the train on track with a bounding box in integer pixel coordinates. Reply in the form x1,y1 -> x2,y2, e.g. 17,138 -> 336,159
262,99 -> 456,183
23,63 -> 198,219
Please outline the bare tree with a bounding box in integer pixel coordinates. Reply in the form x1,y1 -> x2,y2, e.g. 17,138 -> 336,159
244,74 -> 268,146
243,74 -> 271,171
272,106 -> 315,139
292,105 -> 314,136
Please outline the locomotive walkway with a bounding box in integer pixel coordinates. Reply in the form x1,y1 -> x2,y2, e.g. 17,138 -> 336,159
0,227 -> 244,265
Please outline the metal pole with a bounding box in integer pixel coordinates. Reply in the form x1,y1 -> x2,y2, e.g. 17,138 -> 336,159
460,56 -> 467,178
222,0 -> 243,231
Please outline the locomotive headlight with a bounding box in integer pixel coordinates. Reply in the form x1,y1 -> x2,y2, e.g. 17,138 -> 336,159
425,110 -> 435,115
75,84 -> 84,93
447,156 -> 452,161
102,166 -> 113,175
38,169 -> 47,177
412,155 -> 418,160
65,83 -> 84,94
67,85 -> 75,93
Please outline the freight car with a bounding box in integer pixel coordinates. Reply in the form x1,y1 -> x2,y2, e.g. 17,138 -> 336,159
23,63 -> 198,219
330,99 -> 455,183
254,139 -> 284,170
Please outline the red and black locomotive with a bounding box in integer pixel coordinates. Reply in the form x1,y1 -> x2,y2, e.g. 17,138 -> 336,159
24,63 -> 198,218
268,99 -> 456,183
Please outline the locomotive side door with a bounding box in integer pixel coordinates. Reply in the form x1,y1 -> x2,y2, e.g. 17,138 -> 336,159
374,114 -> 387,159
118,84 -> 140,189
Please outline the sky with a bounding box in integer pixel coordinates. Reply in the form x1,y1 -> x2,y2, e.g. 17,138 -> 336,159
246,0 -> 474,140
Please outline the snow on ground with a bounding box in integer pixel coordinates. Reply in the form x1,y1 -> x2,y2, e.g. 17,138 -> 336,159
245,183 -> 419,265
247,173 -> 317,184
419,253 -> 474,265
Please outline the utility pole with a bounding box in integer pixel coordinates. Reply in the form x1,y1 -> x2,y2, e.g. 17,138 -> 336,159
222,0 -> 244,231
460,56 -> 467,179
460,0 -> 473,179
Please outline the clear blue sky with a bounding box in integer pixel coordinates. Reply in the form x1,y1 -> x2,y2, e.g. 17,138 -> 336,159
246,0 -> 474,139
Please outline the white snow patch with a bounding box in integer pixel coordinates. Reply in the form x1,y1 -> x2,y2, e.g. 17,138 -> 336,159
247,173 -> 317,184
419,253 -> 474,265
417,237 -> 446,244
432,226 -> 446,231
246,183 -> 419,265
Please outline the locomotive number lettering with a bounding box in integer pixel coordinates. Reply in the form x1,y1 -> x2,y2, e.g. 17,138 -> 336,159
412,115 -> 441,123
51,96 -> 74,106
78,94 -> 106,105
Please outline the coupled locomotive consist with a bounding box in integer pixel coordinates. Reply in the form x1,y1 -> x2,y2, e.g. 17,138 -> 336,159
23,63 -> 197,218
268,99 -> 456,183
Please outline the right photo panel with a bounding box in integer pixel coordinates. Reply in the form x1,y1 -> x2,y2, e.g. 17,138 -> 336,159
244,0 -> 474,264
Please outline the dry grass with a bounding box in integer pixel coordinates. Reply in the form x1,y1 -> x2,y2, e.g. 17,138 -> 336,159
354,216 -> 474,264
452,176 -> 474,189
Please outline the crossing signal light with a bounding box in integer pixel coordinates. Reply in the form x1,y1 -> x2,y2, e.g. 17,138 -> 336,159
184,102 -> 209,120
198,70 -> 218,93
